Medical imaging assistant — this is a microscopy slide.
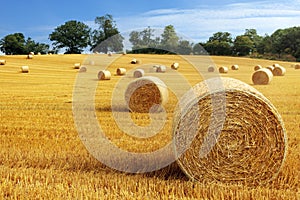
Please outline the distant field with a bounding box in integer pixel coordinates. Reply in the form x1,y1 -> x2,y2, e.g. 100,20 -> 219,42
0,54 -> 299,199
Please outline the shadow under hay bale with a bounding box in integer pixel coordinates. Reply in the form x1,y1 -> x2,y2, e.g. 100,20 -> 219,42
125,76 -> 168,113
98,70 -> 111,80
252,68 -> 273,85
173,77 -> 287,186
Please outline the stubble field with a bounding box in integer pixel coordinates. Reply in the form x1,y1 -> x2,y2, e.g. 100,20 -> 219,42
0,54 -> 299,199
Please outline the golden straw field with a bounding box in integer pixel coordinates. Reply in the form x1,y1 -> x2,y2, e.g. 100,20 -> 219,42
0,54 -> 299,199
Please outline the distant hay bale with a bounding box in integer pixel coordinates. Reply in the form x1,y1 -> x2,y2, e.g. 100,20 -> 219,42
20,66 -> 29,73
133,69 -> 145,78
98,70 -> 111,80
254,65 -> 262,71
273,63 -> 280,68
0,60 -> 6,65
108,52 -> 112,56
219,66 -> 228,73
131,59 -> 137,64
27,55 -> 33,59
171,62 -> 179,70
79,66 -> 87,73
266,66 -> 275,72
125,76 -> 168,113
207,66 -> 215,72
295,64 -> 300,69
273,66 -> 286,76
74,63 -> 81,69
122,52 -> 127,55
231,64 -> 239,70
37,52 -> 41,55
156,65 -> 166,73
252,68 -> 273,85
116,68 -> 126,76
173,77 -> 287,186
29,52 -> 34,55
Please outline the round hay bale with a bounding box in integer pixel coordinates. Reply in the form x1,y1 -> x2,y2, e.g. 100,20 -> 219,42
108,52 -> 112,56
294,64 -> 300,69
0,60 -> 6,65
20,66 -> 29,73
254,65 -> 262,71
27,55 -> 33,59
74,63 -> 81,69
207,66 -> 215,72
131,59 -> 137,64
133,69 -> 145,78
266,66 -> 275,72
156,65 -> 166,73
273,66 -> 286,76
219,66 -> 228,73
116,68 -> 126,76
79,66 -> 87,73
29,52 -> 34,55
173,77 -> 287,186
252,68 -> 273,85
98,70 -> 111,80
231,64 -> 239,70
171,62 -> 179,70
125,76 -> 168,113
37,52 -> 41,55
273,63 -> 280,68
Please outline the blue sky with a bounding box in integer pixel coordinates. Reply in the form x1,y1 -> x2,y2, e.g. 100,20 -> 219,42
1,0 -> 300,50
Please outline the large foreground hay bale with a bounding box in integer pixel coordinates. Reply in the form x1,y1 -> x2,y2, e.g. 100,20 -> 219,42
254,65 -> 262,71
219,66 -> 228,73
171,62 -> 179,70
173,77 -> 287,186
252,68 -> 273,85
133,69 -> 144,78
266,66 -> 275,72
0,60 -> 6,65
20,66 -> 29,73
116,68 -> 126,76
74,63 -> 81,69
273,66 -> 286,76
231,64 -> 239,70
295,64 -> 300,69
125,76 -> 168,113
98,70 -> 111,80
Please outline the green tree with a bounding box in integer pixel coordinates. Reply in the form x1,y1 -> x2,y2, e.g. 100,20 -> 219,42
233,35 -> 254,56
193,43 -> 207,55
257,34 -> 272,54
129,27 -> 158,50
160,25 -> 179,52
91,14 -> 123,53
204,32 -> 233,55
49,20 -> 91,54
0,33 -> 26,55
244,29 -> 263,52
177,40 -> 193,55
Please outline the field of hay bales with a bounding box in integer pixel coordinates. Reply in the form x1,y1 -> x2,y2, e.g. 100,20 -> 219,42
0,54 -> 299,199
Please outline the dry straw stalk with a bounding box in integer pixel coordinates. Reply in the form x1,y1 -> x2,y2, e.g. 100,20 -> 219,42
125,76 -> 168,113
173,77 -> 287,186
252,68 -> 273,85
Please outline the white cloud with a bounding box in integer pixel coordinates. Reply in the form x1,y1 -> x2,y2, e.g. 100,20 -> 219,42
116,1 -> 300,42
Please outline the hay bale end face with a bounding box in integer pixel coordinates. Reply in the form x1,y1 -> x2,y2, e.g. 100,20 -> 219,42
219,66 -> 228,73
295,64 -> 300,69
231,64 -> 239,70
173,77 -> 287,186
79,66 -> 87,73
116,68 -> 126,76
27,55 -> 33,59
171,62 -> 179,70
254,65 -> 262,71
98,70 -> 111,80
0,60 -> 6,65
74,63 -> 81,69
125,76 -> 168,113
207,66 -> 215,72
133,69 -> 145,78
156,65 -> 166,73
20,66 -> 29,73
252,68 -> 273,85
273,66 -> 286,76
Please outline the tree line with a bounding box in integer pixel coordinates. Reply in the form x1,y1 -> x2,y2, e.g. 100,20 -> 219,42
0,14 -> 300,61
